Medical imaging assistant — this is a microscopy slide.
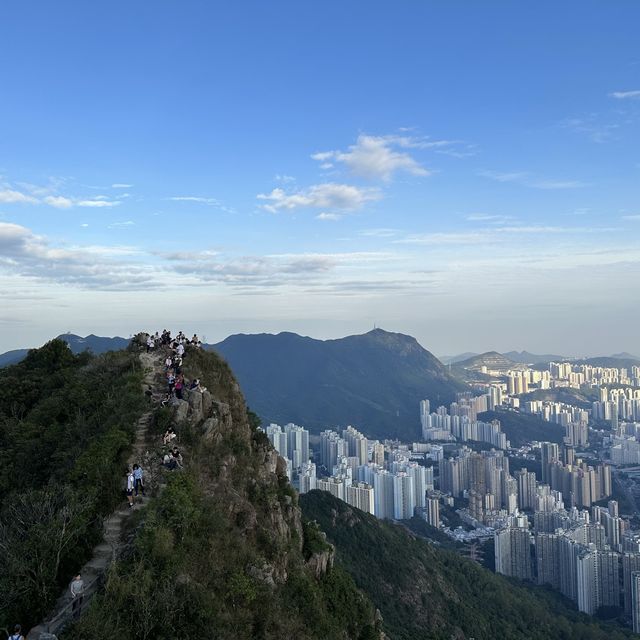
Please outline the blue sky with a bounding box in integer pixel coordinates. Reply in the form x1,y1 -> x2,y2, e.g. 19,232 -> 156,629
0,1 -> 639,355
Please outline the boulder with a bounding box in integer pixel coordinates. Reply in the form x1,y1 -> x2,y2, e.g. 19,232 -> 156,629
174,399 -> 189,423
188,391 -> 203,423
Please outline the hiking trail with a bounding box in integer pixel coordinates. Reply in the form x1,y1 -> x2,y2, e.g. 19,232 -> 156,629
27,351 -> 163,640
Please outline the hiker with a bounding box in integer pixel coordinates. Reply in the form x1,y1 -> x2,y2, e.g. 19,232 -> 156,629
146,335 -> 155,352
144,384 -> 153,399
175,374 -> 184,400
163,427 -> 177,445
171,448 -> 183,469
176,342 -> 185,357
164,355 -> 173,370
70,574 -> 85,617
133,464 -> 145,497
167,371 -> 176,393
126,469 -> 135,507
190,378 -> 206,393
8,624 -> 25,640
161,392 -> 172,407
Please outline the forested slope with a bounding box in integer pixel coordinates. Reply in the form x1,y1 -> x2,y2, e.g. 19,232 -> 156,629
0,340 -> 147,630
301,490 -> 634,640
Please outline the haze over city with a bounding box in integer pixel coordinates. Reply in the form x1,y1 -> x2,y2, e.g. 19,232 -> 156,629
1,1 -> 639,355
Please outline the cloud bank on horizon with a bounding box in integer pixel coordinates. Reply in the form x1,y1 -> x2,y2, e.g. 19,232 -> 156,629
0,1 -> 638,356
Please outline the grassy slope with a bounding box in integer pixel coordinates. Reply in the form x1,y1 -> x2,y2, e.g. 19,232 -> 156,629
301,490 -> 634,640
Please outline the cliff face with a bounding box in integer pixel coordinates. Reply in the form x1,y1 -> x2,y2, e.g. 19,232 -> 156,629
65,344 -> 383,640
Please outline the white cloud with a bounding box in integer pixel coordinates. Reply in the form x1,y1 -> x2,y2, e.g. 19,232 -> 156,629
257,182 -> 381,213
275,174 -> 296,183
43,195 -> 74,208
0,222 -> 150,288
609,90 -> 640,99
623,214 -> 640,220
359,228 -> 399,238
0,182 -> 121,208
562,116 -> 619,143
397,232 -> 489,246
478,170 -> 586,190
396,225 -> 616,246
316,212 -> 342,221
108,220 -> 135,229
0,189 -> 39,204
312,134 -> 430,181
168,196 -> 221,205
112,183 -> 133,188
465,213 -> 513,222
76,199 -> 121,208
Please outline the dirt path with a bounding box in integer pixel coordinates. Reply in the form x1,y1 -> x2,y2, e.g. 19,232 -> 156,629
27,352 -> 162,640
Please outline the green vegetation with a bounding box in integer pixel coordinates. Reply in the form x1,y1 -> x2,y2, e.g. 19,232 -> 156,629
0,339 -> 146,631
213,328 -> 467,440
521,387 -> 596,410
62,346 -> 381,640
301,490 -> 635,640
479,409 -> 565,446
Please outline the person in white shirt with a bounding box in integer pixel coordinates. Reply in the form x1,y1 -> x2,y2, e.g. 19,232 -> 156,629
70,573 -> 85,617
8,624 -> 25,640
126,469 -> 135,507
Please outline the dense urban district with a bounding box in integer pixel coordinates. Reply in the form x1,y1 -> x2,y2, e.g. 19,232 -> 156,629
264,356 -> 640,633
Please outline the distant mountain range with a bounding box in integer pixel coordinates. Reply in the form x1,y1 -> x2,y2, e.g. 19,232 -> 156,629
453,351 -> 517,372
441,350 -> 639,367
212,328 -> 467,441
0,333 -> 129,368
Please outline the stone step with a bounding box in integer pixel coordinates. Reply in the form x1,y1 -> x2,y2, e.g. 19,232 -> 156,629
84,556 -> 111,572
93,543 -> 114,556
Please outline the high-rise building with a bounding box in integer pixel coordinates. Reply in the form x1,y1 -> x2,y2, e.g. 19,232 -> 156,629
343,426 -> 369,465
266,423 -> 288,458
373,470 -> 395,519
632,571 -> 640,633
426,496 -> 440,528
371,440 -> 385,466
541,442 -> 560,484
297,461 -> 317,494
536,533 -> 561,589
515,468 -> 537,511
284,422 -> 310,469
346,482 -> 375,514
495,527 -> 532,581
623,553 -> 640,615
393,472 -> 416,520
320,430 -> 348,473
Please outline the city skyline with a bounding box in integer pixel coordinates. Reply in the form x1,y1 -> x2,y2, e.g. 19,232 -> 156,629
1,2 -> 639,355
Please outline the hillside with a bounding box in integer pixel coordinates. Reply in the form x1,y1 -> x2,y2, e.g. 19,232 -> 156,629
0,340 -> 147,631
521,387 -> 596,410
61,341 -> 383,640
212,328 -> 467,440
0,333 -> 130,368
0,347 -> 29,368
454,351 -> 516,372
301,490 -> 634,640
503,350 -> 568,364
580,356 -> 640,369
478,409 -> 565,446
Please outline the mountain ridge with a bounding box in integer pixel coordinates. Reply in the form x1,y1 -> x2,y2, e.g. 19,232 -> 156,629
211,327 -> 468,440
